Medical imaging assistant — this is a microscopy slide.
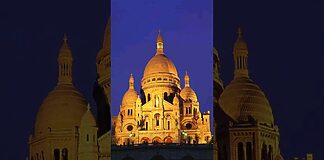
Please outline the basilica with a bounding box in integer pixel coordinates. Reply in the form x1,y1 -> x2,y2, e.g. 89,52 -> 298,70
27,13 -> 290,159
112,32 -> 212,145
28,19 -> 111,160
213,28 -> 284,160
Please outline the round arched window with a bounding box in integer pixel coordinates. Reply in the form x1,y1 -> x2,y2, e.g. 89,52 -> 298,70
186,123 -> 192,129
127,125 -> 133,131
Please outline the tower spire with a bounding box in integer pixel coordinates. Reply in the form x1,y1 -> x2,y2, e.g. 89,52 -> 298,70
156,30 -> 164,55
184,71 -> 190,87
57,33 -> 73,85
129,74 -> 134,89
233,27 -> 249,78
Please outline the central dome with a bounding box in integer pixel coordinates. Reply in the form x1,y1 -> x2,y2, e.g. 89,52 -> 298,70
143,54 -> 178,77
219,77 -> 274,125
35,85 -> 88,135
34,36 -> 88,136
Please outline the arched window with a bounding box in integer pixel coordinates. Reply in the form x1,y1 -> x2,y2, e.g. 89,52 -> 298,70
167,121 -> 170,130
246,142 -> 253,160
238,142 -> 245,160
164,92 -> 168,101
126,138 -> 131,145
268,145 -> 273,160
261,143 -> 267,160
62,148 -> 68,160
54,149 -> 60,160
148,94 -> 151,101
145,122 -> 149,130
155,114 -> 160,126
87,134 -> 89,142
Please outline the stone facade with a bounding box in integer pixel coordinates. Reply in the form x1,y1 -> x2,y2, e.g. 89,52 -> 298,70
113,32 -> 212,146
213,28 -> 283,160
29,19 -> 111,160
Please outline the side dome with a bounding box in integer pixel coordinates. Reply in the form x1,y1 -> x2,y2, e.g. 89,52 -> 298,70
180,87 -> 197,101
122,74 -> 138,106
218,77 -> 274,125
80,106 -> 97,127
180,72 -> 197,101
35,85 -> 88,135
143,54 -> 178,77
122,89 -> 138,106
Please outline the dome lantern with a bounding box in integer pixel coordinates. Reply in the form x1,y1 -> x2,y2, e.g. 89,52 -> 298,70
57,33 -> 73,85
184,71 -> 190,87
156,30 -> 164,55
233,27 -> 249,78
129,74 -> 134,89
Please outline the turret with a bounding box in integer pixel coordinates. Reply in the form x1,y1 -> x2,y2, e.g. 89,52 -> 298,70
78,105 -> 98,160
233,28 -> 249,78
156,30 -> 164,54
57,34 -> 73,85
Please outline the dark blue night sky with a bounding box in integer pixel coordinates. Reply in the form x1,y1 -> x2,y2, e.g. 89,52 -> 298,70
111,0 -> 213,118
215,0 -> 324,159
0,0 -> 323,159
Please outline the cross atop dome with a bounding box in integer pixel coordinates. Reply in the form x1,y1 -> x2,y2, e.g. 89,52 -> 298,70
58,33 -> 73,85
184,71 -> 190,87
233,27 -> 249,78
156,30 -> 164,54
129,74 -> 134,89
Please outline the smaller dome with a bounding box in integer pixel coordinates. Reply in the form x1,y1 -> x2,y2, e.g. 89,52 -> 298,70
80,106 -> 96,127
122,89 -> 138,106
233,28 -> 248,52
58,34 -> 73,58
180,87 -> 197,101
122,74 -> 138,106
180,72 -> 197,101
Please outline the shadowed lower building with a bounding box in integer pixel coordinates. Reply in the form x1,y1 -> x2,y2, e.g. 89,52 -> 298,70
112,32 -> 213,160
213,28 -> 284,160
28,19 -> 111,160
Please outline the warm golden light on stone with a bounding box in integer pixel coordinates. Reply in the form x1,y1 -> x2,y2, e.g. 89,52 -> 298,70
113,31 -> 212,145
29,18 -> 111,160
213,28 -> 283,160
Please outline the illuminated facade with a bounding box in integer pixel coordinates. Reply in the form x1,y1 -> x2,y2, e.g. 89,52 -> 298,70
113,32 -> 212,145
214,29 -> 284,160
28,19 -> 111,160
